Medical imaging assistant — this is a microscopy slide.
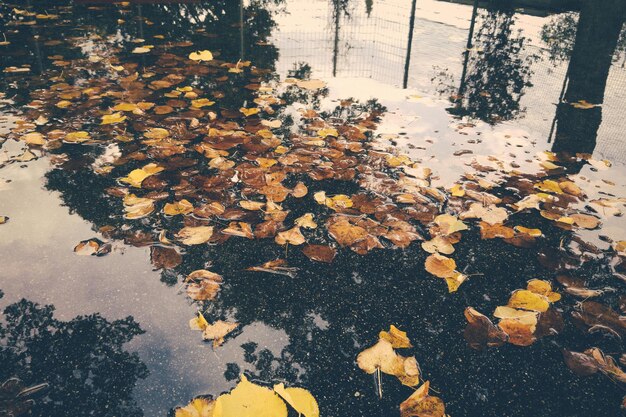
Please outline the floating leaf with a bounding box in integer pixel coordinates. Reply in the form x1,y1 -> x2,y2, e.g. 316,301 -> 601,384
120,163 -> 164,188
275,226 -> 305,245
379,325 -> 412,348
22,132 -> 45,145
163,199 -> 194,216
74,238 -> 110,256
177,226 -> 214,245
301,244 -> 336,263
424,254 -> 456,278
189,50 -> 213,61
273,384 -> 319,417
203,320 -> 238,347
294,213 -> 317,229
421,236 -> 454,255
463,307 -> 508,350
101,112 -> 127,125
507,290 -> 550,312
213,375 -> 288,417
460,203 -> 508,225
433,214 -> 468,235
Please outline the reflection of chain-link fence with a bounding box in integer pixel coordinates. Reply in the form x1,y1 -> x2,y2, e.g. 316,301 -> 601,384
272,0 -> 626,161
274,0 -> 410,83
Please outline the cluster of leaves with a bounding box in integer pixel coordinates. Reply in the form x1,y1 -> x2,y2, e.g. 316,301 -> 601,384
464,279 -> 562,348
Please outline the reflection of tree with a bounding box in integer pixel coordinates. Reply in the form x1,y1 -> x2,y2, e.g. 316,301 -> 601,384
0,294 -> 147,417
551,0 -> 626,161
451,4 -> 536,123
541,12 -> 626,66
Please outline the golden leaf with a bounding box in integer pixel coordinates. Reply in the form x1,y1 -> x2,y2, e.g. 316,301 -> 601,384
175,398 -> 215,417
294,213 -> 317,229
163,199 -> 194,216
275,226 -> 305,245
273,384 -> 319,417
65,131 -> 91,143
101,112 -> 127,125
460,203 -> 508,225
424,254 -> 456,278
325,194 -> 353,211
433,214 -> 468,235
177,226 -> 214,245
379,325 -> 412,348
22,132 -> 46,145
507,290 -> 550,312
240,107 -> 260,117
421,236 -> 454,255
213,375 -> 288,417
203,320 -> 238,347
119,163 -> 164,188
189,50 -> 214,61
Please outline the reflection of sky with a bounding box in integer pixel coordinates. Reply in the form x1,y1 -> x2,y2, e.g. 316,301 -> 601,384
0,156 -> 289,414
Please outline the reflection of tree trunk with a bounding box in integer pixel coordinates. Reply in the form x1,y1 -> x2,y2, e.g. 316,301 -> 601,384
552,0 -> 626,158
563,0 -> 625,104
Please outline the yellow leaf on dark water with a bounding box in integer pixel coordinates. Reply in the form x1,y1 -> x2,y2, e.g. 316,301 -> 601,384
189,50 -> 213,61
379,325 -> 412,348
273,384 -> 319,417
202,320 -> 238,347
213,375 -> 287,417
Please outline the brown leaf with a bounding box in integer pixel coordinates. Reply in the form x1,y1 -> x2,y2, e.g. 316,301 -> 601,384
150,246 -> 182,269
302,244 -> 336,263
463,307 -> 508,350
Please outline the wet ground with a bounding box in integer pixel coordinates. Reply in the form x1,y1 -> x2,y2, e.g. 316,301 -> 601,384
1,1 -> 625,417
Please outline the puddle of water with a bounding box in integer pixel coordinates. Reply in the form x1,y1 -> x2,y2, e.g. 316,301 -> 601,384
1,1 -> 625,417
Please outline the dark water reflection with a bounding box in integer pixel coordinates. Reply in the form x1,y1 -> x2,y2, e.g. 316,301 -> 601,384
1,1 -> 625,417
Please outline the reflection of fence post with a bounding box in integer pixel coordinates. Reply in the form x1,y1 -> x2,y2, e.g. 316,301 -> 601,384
332,0 -> 340,77
240,0 -> 245,60
459,0 -> 479,96
137,4 -> 144,39
402,0 -> 418,89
